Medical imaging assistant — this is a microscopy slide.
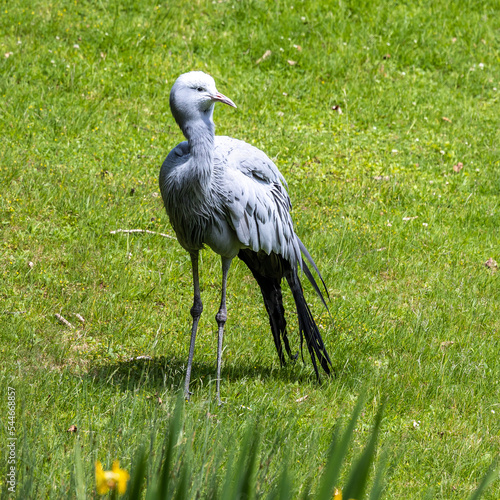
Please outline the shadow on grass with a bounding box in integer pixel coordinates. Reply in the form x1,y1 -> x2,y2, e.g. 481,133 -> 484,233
85,354 -> 320,394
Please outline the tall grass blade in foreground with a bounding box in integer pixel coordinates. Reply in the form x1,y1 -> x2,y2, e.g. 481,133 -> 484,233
220,424 -> 260,500
316,395 -> 365,499
74,439 -> 86,500
368,449 -> 389,500
268,461 -> 292,500
156,391 -> 185,499
467,460 -> 499,500
172,453 -> 191,500
342,402 -> 385,500
125,446 -> 147,500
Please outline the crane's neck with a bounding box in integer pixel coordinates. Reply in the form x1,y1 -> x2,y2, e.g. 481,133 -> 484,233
180,110 -> 215,182
184,120 -> 214,159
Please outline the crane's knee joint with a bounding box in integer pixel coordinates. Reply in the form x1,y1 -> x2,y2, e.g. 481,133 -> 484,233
191,298 -> 203,319
215,310 -> 227,325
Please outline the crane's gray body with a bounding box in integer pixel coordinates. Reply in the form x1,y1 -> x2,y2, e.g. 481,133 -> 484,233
159,71 -> 331,403
160,135 -> 300,264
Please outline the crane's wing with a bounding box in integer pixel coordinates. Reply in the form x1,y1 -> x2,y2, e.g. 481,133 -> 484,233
214,136 -> 301,265
215,136 -> 288,187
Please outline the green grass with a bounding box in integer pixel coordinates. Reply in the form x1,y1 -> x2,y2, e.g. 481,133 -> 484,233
1,0 -> 499,497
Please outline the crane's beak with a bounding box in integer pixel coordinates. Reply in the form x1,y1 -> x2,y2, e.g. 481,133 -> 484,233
211,92 -> 237,109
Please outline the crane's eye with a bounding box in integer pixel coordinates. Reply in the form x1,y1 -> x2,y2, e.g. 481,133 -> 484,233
196,87 -> 204,92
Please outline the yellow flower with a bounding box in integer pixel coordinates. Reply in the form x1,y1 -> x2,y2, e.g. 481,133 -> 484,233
95,460 -> 130,496
333,488 -> 356,500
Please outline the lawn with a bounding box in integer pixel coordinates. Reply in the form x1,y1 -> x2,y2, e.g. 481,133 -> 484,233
1,0 -> 499,498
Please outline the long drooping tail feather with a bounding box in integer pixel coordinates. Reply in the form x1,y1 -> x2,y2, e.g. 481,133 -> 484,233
286,269 -> 332,379
297,237 -> 330,309
249,273 -> 295,364
237,250 -> 295,365
238,248 -> 332,378
302,259 -> 329,311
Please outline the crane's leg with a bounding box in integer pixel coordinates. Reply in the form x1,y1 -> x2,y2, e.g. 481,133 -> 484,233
185,251 -> 202,401
215,257 -> 232,406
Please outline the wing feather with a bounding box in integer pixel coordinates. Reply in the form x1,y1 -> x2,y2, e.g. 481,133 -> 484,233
214,136 -> 300,265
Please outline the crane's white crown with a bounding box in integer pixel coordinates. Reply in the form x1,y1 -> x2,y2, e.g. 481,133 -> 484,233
173,71 -> 217,93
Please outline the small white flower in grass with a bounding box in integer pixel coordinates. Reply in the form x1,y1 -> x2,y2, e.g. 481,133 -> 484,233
492,410 -> 495,414
413,420 -> 421,428
73,43 -> 80,49
479,62 -> 485,70
386,221 -> 392,227
422,223 -> 428,227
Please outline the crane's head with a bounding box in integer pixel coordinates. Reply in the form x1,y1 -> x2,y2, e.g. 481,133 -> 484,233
169,71 -> 236,132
